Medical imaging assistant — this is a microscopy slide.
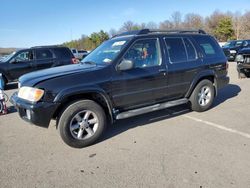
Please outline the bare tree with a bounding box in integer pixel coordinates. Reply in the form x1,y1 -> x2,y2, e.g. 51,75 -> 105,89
146,21 -> 158,29
119,21 -> 140,32
184,13 -> 204,29
240,11 -> 250,39
171,11 -> 182,29
109,28 -> 118,37
159,20 -> 174,29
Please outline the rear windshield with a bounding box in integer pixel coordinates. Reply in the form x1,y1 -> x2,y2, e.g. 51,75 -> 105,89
193,35 -> 224,58
53,48 -> 73,58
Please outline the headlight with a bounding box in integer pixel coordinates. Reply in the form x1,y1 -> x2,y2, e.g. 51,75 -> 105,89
230,50 -> 237,54
235,54 -> 244,63
18,87 -> 44,102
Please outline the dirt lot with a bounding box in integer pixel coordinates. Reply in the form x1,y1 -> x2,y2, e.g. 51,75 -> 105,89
0,62 -> 250,188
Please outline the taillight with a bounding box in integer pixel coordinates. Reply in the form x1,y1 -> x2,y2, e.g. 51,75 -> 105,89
71,58 -> 79,64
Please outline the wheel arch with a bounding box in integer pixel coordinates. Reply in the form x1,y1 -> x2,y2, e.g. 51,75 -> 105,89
185,71 -> 217,98
52,88 -> 114,124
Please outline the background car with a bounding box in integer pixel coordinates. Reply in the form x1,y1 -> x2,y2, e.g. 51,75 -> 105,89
222,39 -> 250,61
71,48 -> 88,59
0,45 -> 77,89
236,47 -> 250,78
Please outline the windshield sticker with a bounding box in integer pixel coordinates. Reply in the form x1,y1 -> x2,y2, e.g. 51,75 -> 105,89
103,58 -> 112,63
112,41 -> 126,47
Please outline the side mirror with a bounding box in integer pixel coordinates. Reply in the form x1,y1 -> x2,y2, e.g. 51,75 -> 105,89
243,42 -> 248,47
117,59 -> 134,71
10,58 -> 18,64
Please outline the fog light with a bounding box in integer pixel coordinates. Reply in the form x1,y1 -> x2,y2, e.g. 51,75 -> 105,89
26,109 -> 31,120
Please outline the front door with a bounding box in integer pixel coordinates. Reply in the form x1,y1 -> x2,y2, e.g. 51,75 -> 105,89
111,38 -> 168,111
8,50 -> 35,80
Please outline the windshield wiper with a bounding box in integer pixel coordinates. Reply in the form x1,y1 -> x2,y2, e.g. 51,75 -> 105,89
82,61 -> 96,65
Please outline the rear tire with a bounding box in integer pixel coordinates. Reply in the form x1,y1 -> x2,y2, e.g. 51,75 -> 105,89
58,100 -> 107,148
189,79 -> 215,112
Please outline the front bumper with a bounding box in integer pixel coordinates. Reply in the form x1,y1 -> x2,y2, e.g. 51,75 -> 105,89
10,92 -> 60,128
237,63 -> 250,77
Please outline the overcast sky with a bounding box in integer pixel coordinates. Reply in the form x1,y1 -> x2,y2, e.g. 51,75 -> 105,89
0,0 -> 249,47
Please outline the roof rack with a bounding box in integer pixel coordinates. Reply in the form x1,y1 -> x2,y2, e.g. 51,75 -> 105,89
114,29 -> 206,38
31,45 -> 63,48
149,29 -> 206,34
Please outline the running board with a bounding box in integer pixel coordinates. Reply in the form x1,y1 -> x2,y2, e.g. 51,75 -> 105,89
116,98 -> 189,120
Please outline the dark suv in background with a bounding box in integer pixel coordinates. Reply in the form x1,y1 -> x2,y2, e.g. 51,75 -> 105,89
0,46 -> 77,88
222,39 -> 250,61
11,29 -> 229,148
236,47 -> 250,78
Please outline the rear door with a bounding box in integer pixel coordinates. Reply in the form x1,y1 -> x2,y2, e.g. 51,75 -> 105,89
111,38 -> 168,111
164,36 -> 204,100
35,48 -> 56,70
53,48 -> 74,65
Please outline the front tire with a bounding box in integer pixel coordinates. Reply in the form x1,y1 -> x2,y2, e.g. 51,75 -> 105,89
189,79 -> 215,112
58,100 -> 107,148
0,75 -> 6,90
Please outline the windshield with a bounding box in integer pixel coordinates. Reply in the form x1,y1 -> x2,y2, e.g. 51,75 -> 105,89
81,37 -> 131,66
224,41 -> 243,48
1,52 -> 16,62
235,41 -> 243,47
224,41 -> 236,48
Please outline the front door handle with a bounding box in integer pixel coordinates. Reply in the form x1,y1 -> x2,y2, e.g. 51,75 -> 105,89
159,69 -> 167,75
159,69 -> 166,72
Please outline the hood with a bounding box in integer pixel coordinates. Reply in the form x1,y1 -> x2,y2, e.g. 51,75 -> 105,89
222,46 -> 238,51
19,63 -> 99,87
238,48 -> 250,54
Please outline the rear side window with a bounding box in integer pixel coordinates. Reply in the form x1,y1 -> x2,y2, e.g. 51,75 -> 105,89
53,48 -> 73,58
183,38 -> 197,60
36,49 -> 53,60
164,38 -> 187,63
194,36 -> 223,58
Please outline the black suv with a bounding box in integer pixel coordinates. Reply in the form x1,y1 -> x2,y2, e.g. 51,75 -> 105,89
235,47 -> 250,78
11,29 -> 229,148
222,40 -> 250,61
0,46 -> 77,88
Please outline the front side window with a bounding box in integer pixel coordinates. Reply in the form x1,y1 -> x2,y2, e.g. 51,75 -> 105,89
14,50 -> 33,62
36,49 -> 53,60
123,38 -> 161,68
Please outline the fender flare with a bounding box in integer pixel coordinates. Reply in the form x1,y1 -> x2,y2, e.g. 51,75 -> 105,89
54,86 -> 115,122
185,70 -> 217,98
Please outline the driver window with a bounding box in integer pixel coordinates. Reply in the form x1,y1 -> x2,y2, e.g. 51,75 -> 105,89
15,51 -> 33,62
124,39 -> 161,68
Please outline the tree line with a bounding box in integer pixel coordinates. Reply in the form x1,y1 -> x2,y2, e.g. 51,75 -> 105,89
63,10 -> 250,50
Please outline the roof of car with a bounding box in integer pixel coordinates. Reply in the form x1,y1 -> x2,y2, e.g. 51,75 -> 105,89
113,29 -> 207,38
30,45 -> 66,49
